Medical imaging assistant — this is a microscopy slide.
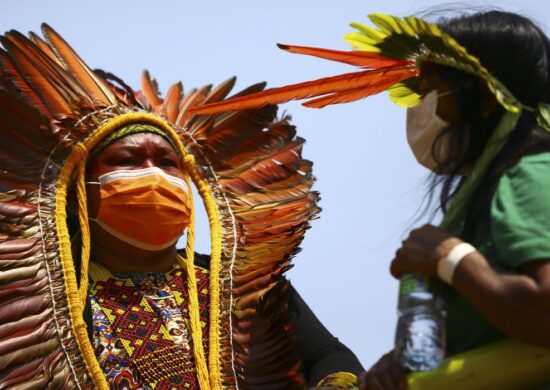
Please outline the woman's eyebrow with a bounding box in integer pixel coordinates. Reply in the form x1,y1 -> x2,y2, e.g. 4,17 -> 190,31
155,144 -> 179,155
110,144 -> 142,152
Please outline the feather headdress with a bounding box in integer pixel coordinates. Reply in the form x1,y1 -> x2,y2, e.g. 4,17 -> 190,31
190,13 -> 525,115
0,24 -> 318,389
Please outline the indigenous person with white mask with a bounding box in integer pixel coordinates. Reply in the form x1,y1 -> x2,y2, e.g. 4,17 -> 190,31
192,9 -> 550,389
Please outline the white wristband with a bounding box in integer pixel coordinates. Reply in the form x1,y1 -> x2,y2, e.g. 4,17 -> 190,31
437,242 -> 476,285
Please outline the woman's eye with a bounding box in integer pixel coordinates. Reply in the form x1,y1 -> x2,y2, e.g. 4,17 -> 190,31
116,158 -> 136,166
160,159 -> 178,167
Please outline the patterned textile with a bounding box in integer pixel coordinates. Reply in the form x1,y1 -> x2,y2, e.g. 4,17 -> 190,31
90,263 -> 210,389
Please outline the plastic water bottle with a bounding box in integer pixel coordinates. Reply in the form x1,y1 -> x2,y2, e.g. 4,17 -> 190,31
394,273 -> 446,371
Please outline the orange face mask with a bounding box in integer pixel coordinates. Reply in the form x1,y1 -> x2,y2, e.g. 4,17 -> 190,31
88,167 -> 192,251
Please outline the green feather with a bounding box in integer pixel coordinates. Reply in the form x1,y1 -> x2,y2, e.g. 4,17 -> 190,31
387,78 -> 421,108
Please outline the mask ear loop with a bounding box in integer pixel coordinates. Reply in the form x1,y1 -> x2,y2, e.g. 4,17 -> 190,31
73,142 -> 92,307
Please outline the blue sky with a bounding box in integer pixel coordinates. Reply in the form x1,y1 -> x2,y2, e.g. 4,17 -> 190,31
3,0 -> 550,369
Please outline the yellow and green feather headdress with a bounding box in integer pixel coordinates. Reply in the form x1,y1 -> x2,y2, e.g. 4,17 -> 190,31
192,13 -> 550,232
192,13 -> 525,114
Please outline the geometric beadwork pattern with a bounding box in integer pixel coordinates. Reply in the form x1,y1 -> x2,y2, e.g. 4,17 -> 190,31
91,265 -> 210,389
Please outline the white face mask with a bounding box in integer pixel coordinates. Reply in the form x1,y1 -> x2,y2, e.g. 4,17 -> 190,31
406,90 -> 452,172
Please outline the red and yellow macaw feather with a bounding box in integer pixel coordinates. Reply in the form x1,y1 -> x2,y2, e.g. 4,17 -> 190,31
191,65 -> 415,115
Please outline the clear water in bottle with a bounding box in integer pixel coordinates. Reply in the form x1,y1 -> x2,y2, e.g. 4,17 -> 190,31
394,273 -> 446,371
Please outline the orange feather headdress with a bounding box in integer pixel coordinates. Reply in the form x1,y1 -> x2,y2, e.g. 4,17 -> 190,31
0,24 -> 318,389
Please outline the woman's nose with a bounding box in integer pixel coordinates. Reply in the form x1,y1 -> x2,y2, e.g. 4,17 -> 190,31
142,159 -> 157,168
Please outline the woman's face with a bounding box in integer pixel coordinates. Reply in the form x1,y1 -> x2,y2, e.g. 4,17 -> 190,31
87,132 -> 184,217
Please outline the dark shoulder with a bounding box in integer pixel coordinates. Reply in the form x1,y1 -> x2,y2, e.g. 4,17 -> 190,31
176,249 -> 210,270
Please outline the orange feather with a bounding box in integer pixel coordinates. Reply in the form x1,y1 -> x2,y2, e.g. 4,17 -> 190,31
190,66 -> 414,115
203,76 -> 236,105
175,85 -> 211,126
0,50 -> 49,116
0,38 -> 71,115
163,82 -> 183,123
303,67 -> 417,108
4,31 -> 87,103
28,32 -> 63,67
277,43 -> 413,68
41,23 -> 116,106
141,70 -> 163,107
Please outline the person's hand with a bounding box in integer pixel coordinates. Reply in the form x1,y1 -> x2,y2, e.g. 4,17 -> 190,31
390,224 -> 463,279
359,351 -> 408,390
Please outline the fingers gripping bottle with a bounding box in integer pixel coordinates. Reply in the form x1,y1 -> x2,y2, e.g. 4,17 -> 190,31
395,273 -> 446,371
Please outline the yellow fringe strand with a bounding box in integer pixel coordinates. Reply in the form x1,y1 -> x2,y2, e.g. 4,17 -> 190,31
55,145 -> 109,390
73,143 -> 91,308
183,153 -> 224,390
55,112 -> 223,390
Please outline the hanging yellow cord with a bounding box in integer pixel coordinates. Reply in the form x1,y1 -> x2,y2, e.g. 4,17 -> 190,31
56,144 -> 109,390
178,153 -> 210,389
73,143 -> 92,307
181,153 -> 223,389
55,112 -> 221,390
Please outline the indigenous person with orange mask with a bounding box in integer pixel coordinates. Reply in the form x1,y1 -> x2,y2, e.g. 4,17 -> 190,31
0,26 -> 363,389
193,9 -> 550,390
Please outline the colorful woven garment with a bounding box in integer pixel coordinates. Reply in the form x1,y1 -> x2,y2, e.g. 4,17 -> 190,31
90,261 -> 210,389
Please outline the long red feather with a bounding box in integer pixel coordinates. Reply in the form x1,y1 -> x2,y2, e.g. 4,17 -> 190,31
190,66 -> 414,115
303,67 -> 417,108
277,43 -> 413,69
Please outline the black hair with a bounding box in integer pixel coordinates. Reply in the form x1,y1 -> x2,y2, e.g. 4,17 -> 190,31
425,10 -> 550,238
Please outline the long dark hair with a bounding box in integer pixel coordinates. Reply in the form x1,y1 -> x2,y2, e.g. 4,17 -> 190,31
427,10 -> 550,239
